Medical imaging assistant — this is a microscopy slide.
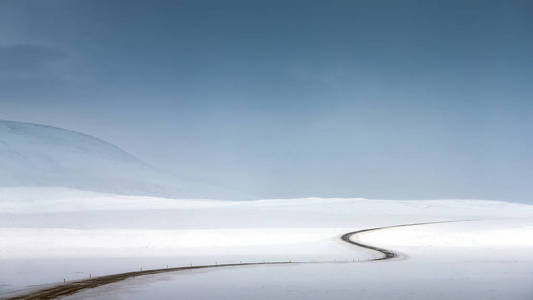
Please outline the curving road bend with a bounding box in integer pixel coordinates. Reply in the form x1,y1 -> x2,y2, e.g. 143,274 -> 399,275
340,220 -> 466,260
3,220 -> 464,300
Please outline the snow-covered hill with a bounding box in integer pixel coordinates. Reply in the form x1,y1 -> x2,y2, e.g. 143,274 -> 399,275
0,120 -> 246,199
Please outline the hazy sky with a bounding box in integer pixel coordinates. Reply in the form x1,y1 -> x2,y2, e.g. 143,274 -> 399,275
1,0 -> 532,202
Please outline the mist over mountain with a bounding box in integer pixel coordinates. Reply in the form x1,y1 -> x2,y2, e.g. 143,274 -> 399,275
0,120 -> 247,199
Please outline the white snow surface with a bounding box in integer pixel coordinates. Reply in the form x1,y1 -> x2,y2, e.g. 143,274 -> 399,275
355,219 -> 533,247
64,251 -> 533,300
59,218 -> 533,300
1,186 -> 533,299
0,120 -> 246,199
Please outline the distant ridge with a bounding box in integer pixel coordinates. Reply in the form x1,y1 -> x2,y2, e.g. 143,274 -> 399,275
0,120 -> 249,199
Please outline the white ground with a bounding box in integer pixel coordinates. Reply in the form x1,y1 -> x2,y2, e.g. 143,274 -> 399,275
1,187 -> 533,299
62,219 -> 533,300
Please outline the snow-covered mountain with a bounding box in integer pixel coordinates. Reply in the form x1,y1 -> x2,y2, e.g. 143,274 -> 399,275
0,120 -> 247,199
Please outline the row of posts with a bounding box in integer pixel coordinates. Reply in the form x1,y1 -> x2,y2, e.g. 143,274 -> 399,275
62,258 -> 362,284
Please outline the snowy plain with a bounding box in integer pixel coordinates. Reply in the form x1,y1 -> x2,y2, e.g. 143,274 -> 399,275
1,187 -> 533,299
60,219 -> 533,300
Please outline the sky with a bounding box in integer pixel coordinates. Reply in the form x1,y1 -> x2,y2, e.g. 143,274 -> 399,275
0,0 -> 532,202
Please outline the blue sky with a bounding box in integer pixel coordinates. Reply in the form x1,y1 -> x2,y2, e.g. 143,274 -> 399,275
1,0 -> 532,202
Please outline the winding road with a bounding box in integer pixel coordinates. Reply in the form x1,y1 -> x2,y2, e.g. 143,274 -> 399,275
340,220 -> 462,260
3,221 -> 459,300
